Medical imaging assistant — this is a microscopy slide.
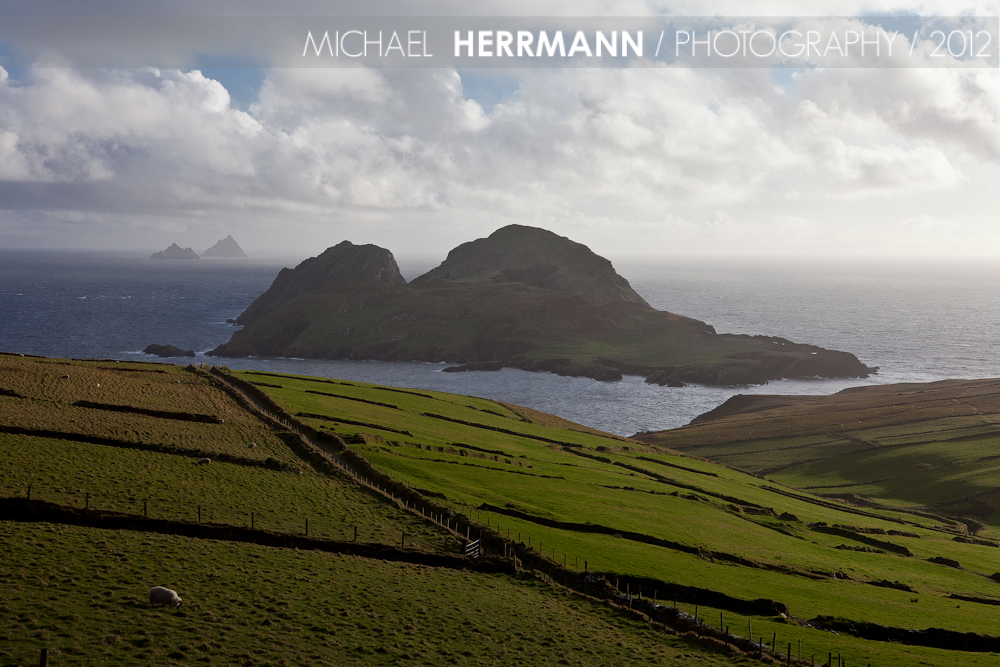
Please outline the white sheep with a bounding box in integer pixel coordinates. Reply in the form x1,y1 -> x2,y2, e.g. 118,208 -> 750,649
197,458 -> 211,465
149,586 -> 182,608
249,442 -> 256,449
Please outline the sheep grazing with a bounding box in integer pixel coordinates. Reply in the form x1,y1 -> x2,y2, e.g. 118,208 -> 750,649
149,586 -> 182,608
248,443 -> 257,449
60,374 -> 69,379
197,458 -> 211,465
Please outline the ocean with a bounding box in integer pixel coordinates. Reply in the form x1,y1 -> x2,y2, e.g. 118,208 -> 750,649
2,249 -> 999,436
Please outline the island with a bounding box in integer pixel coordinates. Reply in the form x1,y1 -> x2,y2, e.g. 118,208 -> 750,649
207,224 -> 877,385
143,343 -> 195,357
149,243 -> 199,260
202,234 -> 248,258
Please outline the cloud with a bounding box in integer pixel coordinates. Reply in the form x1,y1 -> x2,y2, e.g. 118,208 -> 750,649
0,43 -> 997,255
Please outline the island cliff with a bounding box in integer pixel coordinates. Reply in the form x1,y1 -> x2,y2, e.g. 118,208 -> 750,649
208,225 -> 876,385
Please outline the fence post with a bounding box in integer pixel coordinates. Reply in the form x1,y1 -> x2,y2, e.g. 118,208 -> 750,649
251,512 -> 255,529
305,518 -> 309,536
198,505 -> 201,523
354,526 -> 357,542
401,532 -> 405,548
39,648 -> 48,667
144,501 -> 147,517
27,485 -> 31,501
772,633 -> 776,652
788,642 -> 791,665
720,611 -> 723,632
85,492 -> 90,510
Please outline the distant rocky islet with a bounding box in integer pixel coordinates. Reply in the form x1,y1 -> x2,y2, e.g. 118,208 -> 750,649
149,243 -> 199,260
145,234 -> 248,356
149,235 -> 247,260
202,234 -> 248,258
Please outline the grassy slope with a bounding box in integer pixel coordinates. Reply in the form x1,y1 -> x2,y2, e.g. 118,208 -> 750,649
0,356 -> 750,667
1,522 -> 744,667
632,379 -> 1000,536
8,357 -> 1000,666
0,355 -> 448,549
241,370 -> 1000,667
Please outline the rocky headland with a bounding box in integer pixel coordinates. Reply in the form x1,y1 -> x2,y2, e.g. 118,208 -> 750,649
207,225 -> 876,386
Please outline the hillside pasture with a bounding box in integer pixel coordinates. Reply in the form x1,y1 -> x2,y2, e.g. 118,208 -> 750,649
0,521 -> 748,667
238,370 -> 1000,666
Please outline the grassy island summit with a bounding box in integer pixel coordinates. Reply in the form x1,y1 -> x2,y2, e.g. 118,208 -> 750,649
208,225 -> 876,386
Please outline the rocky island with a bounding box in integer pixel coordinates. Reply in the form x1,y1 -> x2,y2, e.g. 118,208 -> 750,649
203,234 -> 248,258
208,225 -> 876,386
143,343 -> 195,357
150,243 -> 199,260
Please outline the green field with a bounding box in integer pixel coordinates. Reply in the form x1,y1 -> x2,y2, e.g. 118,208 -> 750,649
1,522 -> 747,667
7,356 -> 1000,665
634,380 -> 1000,537
0,355 -> 762,666
235,369 -> 1000,666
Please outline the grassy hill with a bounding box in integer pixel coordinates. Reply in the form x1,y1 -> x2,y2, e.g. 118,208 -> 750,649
6,355 -> 1000,666
632,379 -> 1000,535
0,354 -> 747,666
228,369 -> 1000,667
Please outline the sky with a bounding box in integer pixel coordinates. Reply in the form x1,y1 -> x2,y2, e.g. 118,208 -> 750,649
0,1 -> 997,260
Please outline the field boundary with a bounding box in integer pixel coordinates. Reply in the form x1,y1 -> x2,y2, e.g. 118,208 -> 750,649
0,497 -> 510,572
0,425 -> 282,470
72,399 -> 221,424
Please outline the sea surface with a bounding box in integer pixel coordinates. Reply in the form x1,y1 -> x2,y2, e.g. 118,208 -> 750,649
2,249 -> 999,436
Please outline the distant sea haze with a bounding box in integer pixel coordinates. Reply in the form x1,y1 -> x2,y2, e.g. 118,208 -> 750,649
2,249 -> 998,436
